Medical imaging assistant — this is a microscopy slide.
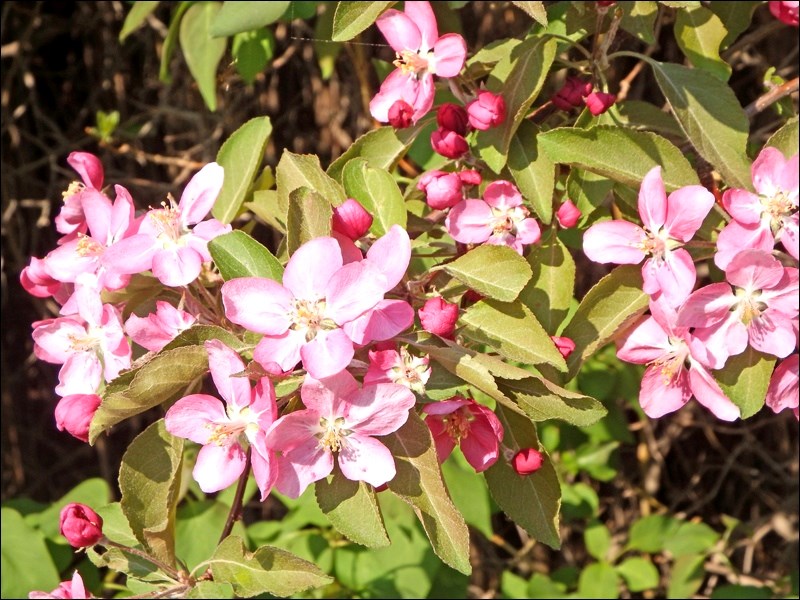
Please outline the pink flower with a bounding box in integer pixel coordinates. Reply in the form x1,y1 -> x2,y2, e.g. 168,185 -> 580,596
769,1 -> 799,26
364,345 -> 431,394
417,170 -> 464,210
552,76 -> 592,111
418,296 -> 459,339
583,166 -> 715,307
446,180 -> 541,254
60,503 -> 104,547
29,571 -> 92,599
388,99 -> 414,128
104,162 -> 231,287
125,301 -> 197,353
765,354 -> 799,419
266,370 -> 416,497
20,256 -> 66,299
54,152 -> 106,240
556,199 -> 582,228
369,1 -> 467,124
715,147 -> 798,269
55,394 -> 102,442
584,91 -> 616,116
677,249 -> 799,362
437,103 -> 469,136
551,336 -> 576,359
423,396 -> 504,472
512,448 -> 544,475
431,127 -> 469,159
466,91 -> 506,130
617,298 -> 739,421
164,340 -> 277,499
331,198 -> 373,240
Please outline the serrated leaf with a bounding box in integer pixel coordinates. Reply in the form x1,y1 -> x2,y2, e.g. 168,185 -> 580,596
615,100 -> 684,138
561,265 -> 650,379
277,151 -> 346,223
500,377 -> 607,426
210,1 -> 289,37
120,1 -> 160,42
209,535 -> 332,596
1,508 -> 60,599
420,342 -> 512,406
507,120 -> 555,223
441,245 -> 532,302
187,581 -> 235,598
485,405 -> 560,548
162,324 -> 249,353
179,2 -> 227,111
619,1 -> 658,45
286,187 -> 333,254
383,411 -> 472,574
565,168 -> 615,221
90,345 -> 209,442
651,60 -> 751,190
616,556 -> 660,592
341,158 -> 406,236
461,299 -> 567,371
120,419 -> 183,567
519,230 -> 575,334
664,521 -> 720,556
766,116 -> 799,158
511,1 -> 547,25
714,347 -> 775,419
315,464 -> 390,548
674,5 -> 731,81
538,126 -> 700,192
331,1 -> 395,41
209,230 -> 283,281
213,116 -> 272,223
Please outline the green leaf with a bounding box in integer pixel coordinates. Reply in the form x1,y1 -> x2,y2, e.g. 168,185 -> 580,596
1,508 -> 60,598
485,405 -> 561,548
708,2 -> 760,49
500,377 -> 608,426
577,562 -> 620,598
441,245 -> 532,302
585,520 -> 612,561
619,1 -> 658,45
507,120 -> 555,223
315,464 -> 390,548
286,187 -> 333,254
187,581 -> 235,598
614,100 -> 685,138
565,168 -> 615,221
674,5 -> 731,80
710,584 -> 774,599
616,556 -> 660,592
208,230 -> 283,281
210,1 -> 289,36
313,1 -> 342,80
626,514 -> 680,553
518,230 -> 575,335
383,411 -> 472,574
766,116 -> 799,158
461,299 -> 567,371
441,454 -> 494,539
651,60 -> 752,190
120,1 -> 160,42
176,501 -> 246,570
119,419 -> 184,567
714,347 -> 776,419
476,36 -> 557,173
277,151 -> 346,222
341,158 -> 406,236
538,126 -> 700,192
213,116 -> 272,223
179,2 -> 227,111
162,324 -> 248,353
159,2 -> 192,84
232,28 -> 275,84
561,265 -> 650,379
511,1 -> 547,25
667,554 -> 706,599
209,535 -> 332,596
664,521 -> 720,556
331,1 -> 394,41
90,345 -> 209,443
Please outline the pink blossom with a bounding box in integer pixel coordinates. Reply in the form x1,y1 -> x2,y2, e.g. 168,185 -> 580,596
458,169 -> 482,187
54,152 -> 105,240
418,296 -> 459,339
125,301 -> 197,353
55,394 -> 102,442
617,298 -> 739,421
512,448 -> 544,475
331,198 -> 373,240
765,354 -> 799,419
369,1 -> 467,124
437,103 -> 469,136
556,199 -> 582,228
677,249 -> 799,361
584,91 -> 616,116
266,370 -> 416,497
715,147 -> 798,269
769,1 -> 799,26
583,166 -> 716,307
423,396 -> 504,472
164,340 -> 277,499
418,170 -> 464,209
29,571 -> 92,599
60,503 -> 104,547
446,180 -> 541,254
431,127 -> 469,159
364,345 -> 431,394
20,256 -> 66,299
388,99 -> 414,128
466,91 -> 506,130
551,336 -> 576,359
552,77 -> 592,111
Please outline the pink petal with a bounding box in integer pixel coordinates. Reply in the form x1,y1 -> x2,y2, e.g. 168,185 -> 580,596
152,247 -> 203,287
205,340 -> 250,410
778,213 -> 799,260
663,185 -> 716,242
253,329 -> 305,373
761,267 -> 799,317
423,398 -> 471,415
67,152 -> 104,189
345,383 -> 415,435
677,283 -> 736,328
300,328 -> 355,379
432,33 -> 467,77
690,316 -> 748,369
43,240 -> 98,283
688,363 -> 739,421
515,218 -> 541,245
369,70 -> 418,123
714,221 -> 775,270
109,185 -> 137,240
643,248 -> 696,307
193,442 -> 247,493
411,74 -> 436,122
637,166 -> 667,232
342,299 -> 415,345
325,261 -> 387,324
722,189 -> 762,225
725,248 -> 784,289
765,354 -> 799,416
461,417 -> 501,472
425,415 -> 457,463
752,146 -> 793,196
222,277 -> 293,335
101,233 -> 157,276
80,190 -> 113,244
616,315 -> 671,364
366,225 -> 411,291
582,220 -> 647,264
56,353 -> 103,397
376,9 -> 421,52
748,311 -> 798,358
301,370 -> 360,417
483,181 -> 522,210
179,162 -> 224,226
404,0 -> 438,49
445,199 -> 493,243
283,237 -> 343,300
250,440 -> 277,501
165,394 -> 227,444
339,433 -> 396,487
638,363 -> 692,418
266,410 -> 321,452
273,436 -> 333,499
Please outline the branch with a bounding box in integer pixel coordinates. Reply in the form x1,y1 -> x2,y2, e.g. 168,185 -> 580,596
744,76 -> 799,119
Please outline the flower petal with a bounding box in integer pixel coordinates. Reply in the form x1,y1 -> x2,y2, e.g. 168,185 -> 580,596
688,363 -> 740,421
283,237 -> 343,300
376,8 -> 421,52
432,33 -> 467,77
582,220 -> 647,264
179,162 -> 224,226
342,299 -> 415,345
663,185 -> 715,242
325,260 -> 387,324
638,363 -> 692,418
274,437 -> 333,499
205,340 -> 250,410
445,199 -> 493,243
300,328 -> 355,379
366,225 -> 411,291
677,283 -> 736,328
344,383 -> 415,435
404,0 -> 438,49
722,189 -> 762,225
152,247 -> 203,287
193,443 -> 247,493
222,277 -> 293,335
339,434 -> 396,487
301,370 -> 360,417
637,166 -> 667,231
165,394 -> 226,444
253,329 -> 304,373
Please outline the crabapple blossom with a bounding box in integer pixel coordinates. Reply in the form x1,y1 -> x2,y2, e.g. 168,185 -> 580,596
769,1 -> 799,26
59,503 -> 104,547
423,396 -> 504,472
458,169 -> 482,187
55,152 -> 105,240
55,394 -> 102,442
418,296 -> 459,339
364,345 -> 432,394
417,170 -> 464,210
369,1 -> 467,124
164,340 -> 277,500
466,90 -> 506,130
584,91 -> 616,115
331,198 -> 373,241
431,127 -> 469,159
556,199 -> 582,228
765,354 -> 799,419
125,301 -> 197,353
437,103 -> 469,135
388,99 -> 414,128
551,336 -> 576,359
266,370 -> 416,497
29,571 -> 92,599
512,448 -> 544,475
583,166 -> 716,307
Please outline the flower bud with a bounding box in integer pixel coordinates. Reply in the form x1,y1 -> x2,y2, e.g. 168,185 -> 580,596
417,170 -> 463,210
431,128 -> 469,159
437,103 -> 469,136
59,503 -> 104,547
466,91 -> 506,130
552,77 -> 592,111
769,1 -> 799,26
332,198 -> 373,240
55,394 -> 102,443
585,91 -> 616,116
419,297 -> 459,339
556,199 -> 582,228
457,169 -> 482,187
388,100 -> 414,129
551,335 -> 576,359
512,448 -> 544,475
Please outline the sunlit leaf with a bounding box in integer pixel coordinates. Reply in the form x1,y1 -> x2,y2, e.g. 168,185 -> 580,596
209,230 -> 283,281
441,245 -> 532,302
179,2 -> 227,111
331,1 -> 395,41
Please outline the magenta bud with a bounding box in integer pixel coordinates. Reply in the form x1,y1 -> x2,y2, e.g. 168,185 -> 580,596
466,91 -> 506,130
457,169 -> 482,187
419,297 -> 459,339
585,91 -> 616,116
552,77 -> 592,111
556,199 -> 582,229
332,198 -> 373,240
551,335 -> 576,359
437,103 -> 469,136
418,170 -> 464,210
512,448 -> 544,475
59,503 -> 104,547
770,1 -> 799,26
431,128 -> 469,159
55,394 -> 102,443
388,100 -> 414,129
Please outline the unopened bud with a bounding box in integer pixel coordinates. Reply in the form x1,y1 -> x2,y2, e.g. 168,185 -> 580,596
59,503 -> 104,547
419,297 -> 459,339
512,448 -> 544,475
437,103 -> 469,136
551,336 -> 576,359
418,171 -> 463,209
332,198 -> 373,240
585,91 -> 616,116
466,91 -> 506,130
55,394 -> 102,443
388,100 -> 414,129
431,128 -> 469,159
556,199 -> 582,228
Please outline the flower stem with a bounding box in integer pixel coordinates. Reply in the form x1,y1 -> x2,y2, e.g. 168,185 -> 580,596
219,447 -> 252,544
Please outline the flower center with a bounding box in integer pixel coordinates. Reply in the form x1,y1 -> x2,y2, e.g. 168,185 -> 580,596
76,233 -> 103,257
490,205 -> 529,236
762,190 -> 797,232
734,287 -> 768,326
206,420 -> 247,446
652,338 -> 689,385
640,230 -> 668,259
148,201 -> 184,247
318,416 -> 349,452
442,408 -> 474,442
62,181 -> 85,199
67,328 -> 101,353
393,49 -> 432,77
289,298 -> 336,341
389,348 -> 431,393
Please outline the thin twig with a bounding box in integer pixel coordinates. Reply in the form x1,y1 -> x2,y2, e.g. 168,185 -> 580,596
744,76 -> 799,118
218,447 -> 252,544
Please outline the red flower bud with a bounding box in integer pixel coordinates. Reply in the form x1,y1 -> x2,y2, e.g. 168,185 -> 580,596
552,77 -> 592,111
55,394 -> 102,443
466,91 -> 506,130
551,335 -> 576,359
596,1 -> 617,6
388,100 -> 414,129
437,103 -> 469,136
59,503 -> 104,547
417,170 -> 463,210
457,169 -> 482,187
770,1 -> 799,26
332,198 -> 373,240
431,128 -> 469,159
512,448 -> 544,475
556,199 -> 582,228
585,91 -> 616,116
419,297 -> 459,339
